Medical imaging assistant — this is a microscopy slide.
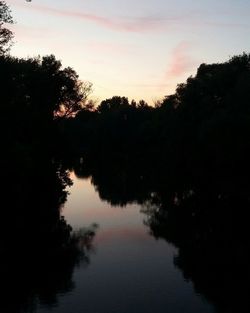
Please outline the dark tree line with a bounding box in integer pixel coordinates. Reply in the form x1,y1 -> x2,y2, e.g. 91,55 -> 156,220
63,53 -> 250,196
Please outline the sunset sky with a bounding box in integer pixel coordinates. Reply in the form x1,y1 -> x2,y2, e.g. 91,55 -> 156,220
7,0 -> 250,104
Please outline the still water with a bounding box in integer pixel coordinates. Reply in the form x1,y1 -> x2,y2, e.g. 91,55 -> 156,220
36,171 -> 215,313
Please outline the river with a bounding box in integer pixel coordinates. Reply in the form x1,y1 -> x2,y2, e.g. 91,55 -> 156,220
35,171 -> 215,313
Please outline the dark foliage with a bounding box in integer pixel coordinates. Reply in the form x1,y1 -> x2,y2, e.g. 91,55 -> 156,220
0,53 -> 91,166
0,1 -> 13,54
63,54 -> 250,195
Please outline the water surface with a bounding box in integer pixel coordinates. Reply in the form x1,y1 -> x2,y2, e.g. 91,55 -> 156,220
36,171 -> 215,313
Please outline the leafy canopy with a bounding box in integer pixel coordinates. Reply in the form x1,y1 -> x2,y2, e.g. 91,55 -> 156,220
0,1 -> 13,54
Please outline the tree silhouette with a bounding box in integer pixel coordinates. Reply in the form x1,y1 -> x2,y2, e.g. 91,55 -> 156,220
0,53 -> 93,163
0,1 -> 13,55
97,96 -> 130,113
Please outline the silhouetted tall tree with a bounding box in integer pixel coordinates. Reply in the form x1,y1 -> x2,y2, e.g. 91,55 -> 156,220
0,53 -> 92,160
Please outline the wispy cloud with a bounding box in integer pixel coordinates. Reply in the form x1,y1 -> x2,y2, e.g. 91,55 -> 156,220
167,41 -> 196,78
9,1 -> 166,33
9,0 -> 248,34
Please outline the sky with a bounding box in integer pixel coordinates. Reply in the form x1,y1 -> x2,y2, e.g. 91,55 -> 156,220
6,0 -> 250,104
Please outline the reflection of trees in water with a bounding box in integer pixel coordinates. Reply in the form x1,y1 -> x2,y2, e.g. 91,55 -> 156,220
72,157 -> 247,313
143,189 -> 248,313
0,159 -> 98,313
72,155 -> 155,207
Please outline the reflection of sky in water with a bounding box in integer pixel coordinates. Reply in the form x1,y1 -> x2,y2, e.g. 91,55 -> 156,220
38,171 -> 215,313
63,172 -> 143,230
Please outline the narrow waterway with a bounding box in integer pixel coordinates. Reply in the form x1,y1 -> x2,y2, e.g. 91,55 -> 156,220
37,171 -> 215,313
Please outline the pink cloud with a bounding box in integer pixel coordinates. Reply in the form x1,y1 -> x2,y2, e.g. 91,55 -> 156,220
9,1 -> 165,33
9,0 -> 247,34
167,41 -> 196,77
